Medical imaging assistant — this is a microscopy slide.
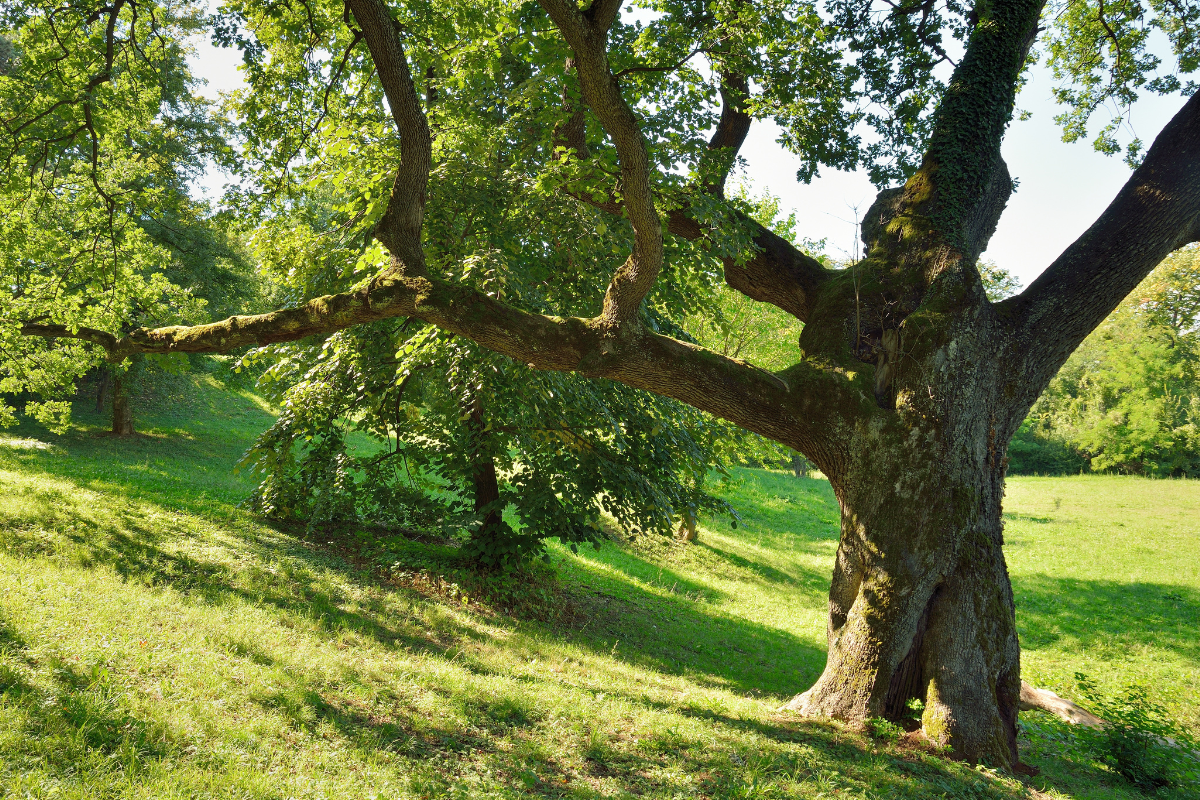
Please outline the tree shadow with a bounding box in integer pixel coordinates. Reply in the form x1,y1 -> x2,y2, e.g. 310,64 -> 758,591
1012,574 -> 1200,664
0,610 -> 178,773
0,475 -> 1051,799
557,543 -> 828,699
696,539 -> 832,598
0,395 -> 271,519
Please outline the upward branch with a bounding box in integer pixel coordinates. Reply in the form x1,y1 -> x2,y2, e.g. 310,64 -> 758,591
345,0 -> 431,271
865,0 -> 1044,276
556,61 -> 828,322
702,72 -> 752,197
538,0 -> 664,328
1002,90 -> 1200,404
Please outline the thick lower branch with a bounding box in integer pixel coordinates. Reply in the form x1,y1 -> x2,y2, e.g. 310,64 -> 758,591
21,267 -> 860,460
668,209 -> 828,322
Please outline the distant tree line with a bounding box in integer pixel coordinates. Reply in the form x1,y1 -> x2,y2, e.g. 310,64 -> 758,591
1007,247 -> 1200,477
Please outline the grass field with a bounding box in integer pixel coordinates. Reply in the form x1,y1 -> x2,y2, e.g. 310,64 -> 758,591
0,375 -> 1197,799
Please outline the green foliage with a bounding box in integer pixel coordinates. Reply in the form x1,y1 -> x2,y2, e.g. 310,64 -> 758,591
1045,0 -> 1200,166
0,1 -> 248,428
688,186 -> 812,371
866,717 -> 905,742
1073,674 -> 1200,792
977,259 -> 1023,302
1006,418 -> 1088,475
239,321 -> 737,566
906,697 -> 927,720
225,65 -> 843,567
1012,247 -> 1200,476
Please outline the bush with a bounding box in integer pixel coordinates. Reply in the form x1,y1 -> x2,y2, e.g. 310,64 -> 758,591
1074,673 -> 1200,792
866,717 -> 904,742
1006,420 -> 1088,475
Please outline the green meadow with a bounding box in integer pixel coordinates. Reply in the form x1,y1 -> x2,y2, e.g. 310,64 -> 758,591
0,375 -> 1197,799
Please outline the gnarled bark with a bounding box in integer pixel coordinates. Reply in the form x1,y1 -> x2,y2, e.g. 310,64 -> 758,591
782,326 -> 1022,766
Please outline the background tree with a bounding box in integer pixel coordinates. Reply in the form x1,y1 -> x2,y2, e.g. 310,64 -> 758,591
1014,246 -> 1200,476
0,0 -> 241,433
11,0 -> 1200,769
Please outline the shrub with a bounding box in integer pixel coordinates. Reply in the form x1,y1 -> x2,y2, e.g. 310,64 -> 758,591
866,717 -> 904,742
1006,419 -> 1088,475
1074,673 -> 1200,791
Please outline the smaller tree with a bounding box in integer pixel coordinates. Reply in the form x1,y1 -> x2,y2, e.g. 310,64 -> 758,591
232,168 -> 741,567
240,323 -> 737,567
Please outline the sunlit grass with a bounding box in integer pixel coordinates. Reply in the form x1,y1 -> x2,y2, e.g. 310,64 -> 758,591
0,375 -> 1196,798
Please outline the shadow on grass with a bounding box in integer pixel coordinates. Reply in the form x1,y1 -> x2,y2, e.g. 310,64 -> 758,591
0,498 -> 1047,799
0,391 -> 273,518
1,454 -> 821,699
1004,512 -> 1053,524
0,610 -> 178,773
1013,574 -> 1200,663
554,532 -> 830,700
697,538 -> 832,597
565,577 -> 827,698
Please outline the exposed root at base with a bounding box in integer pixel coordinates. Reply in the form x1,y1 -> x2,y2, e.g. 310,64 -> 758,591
780,683 -> 1107,725
778,689 -> 814,714
1021,680 -> 1200,759
1018,681 -> 1104,728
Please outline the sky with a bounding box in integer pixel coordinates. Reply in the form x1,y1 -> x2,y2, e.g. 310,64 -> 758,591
737,66 -> 1187,286
188,33 -> 1188,289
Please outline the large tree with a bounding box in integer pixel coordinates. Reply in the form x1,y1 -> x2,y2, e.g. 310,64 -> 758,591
12,0 -> 1200,768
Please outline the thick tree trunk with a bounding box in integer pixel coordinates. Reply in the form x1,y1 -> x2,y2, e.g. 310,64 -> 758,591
110,373 -> 134,436
785,424 -> 1021,766
778,266 -> 1028,767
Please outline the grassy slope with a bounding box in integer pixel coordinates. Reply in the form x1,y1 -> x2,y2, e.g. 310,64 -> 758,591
0,376 -> 1196,799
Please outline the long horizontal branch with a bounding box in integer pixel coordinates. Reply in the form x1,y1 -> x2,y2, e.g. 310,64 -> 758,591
20,323 -> 122,354
20,268 -> 861,463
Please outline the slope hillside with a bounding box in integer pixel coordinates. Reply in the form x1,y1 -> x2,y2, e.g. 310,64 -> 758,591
0,375 -> 1197,799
